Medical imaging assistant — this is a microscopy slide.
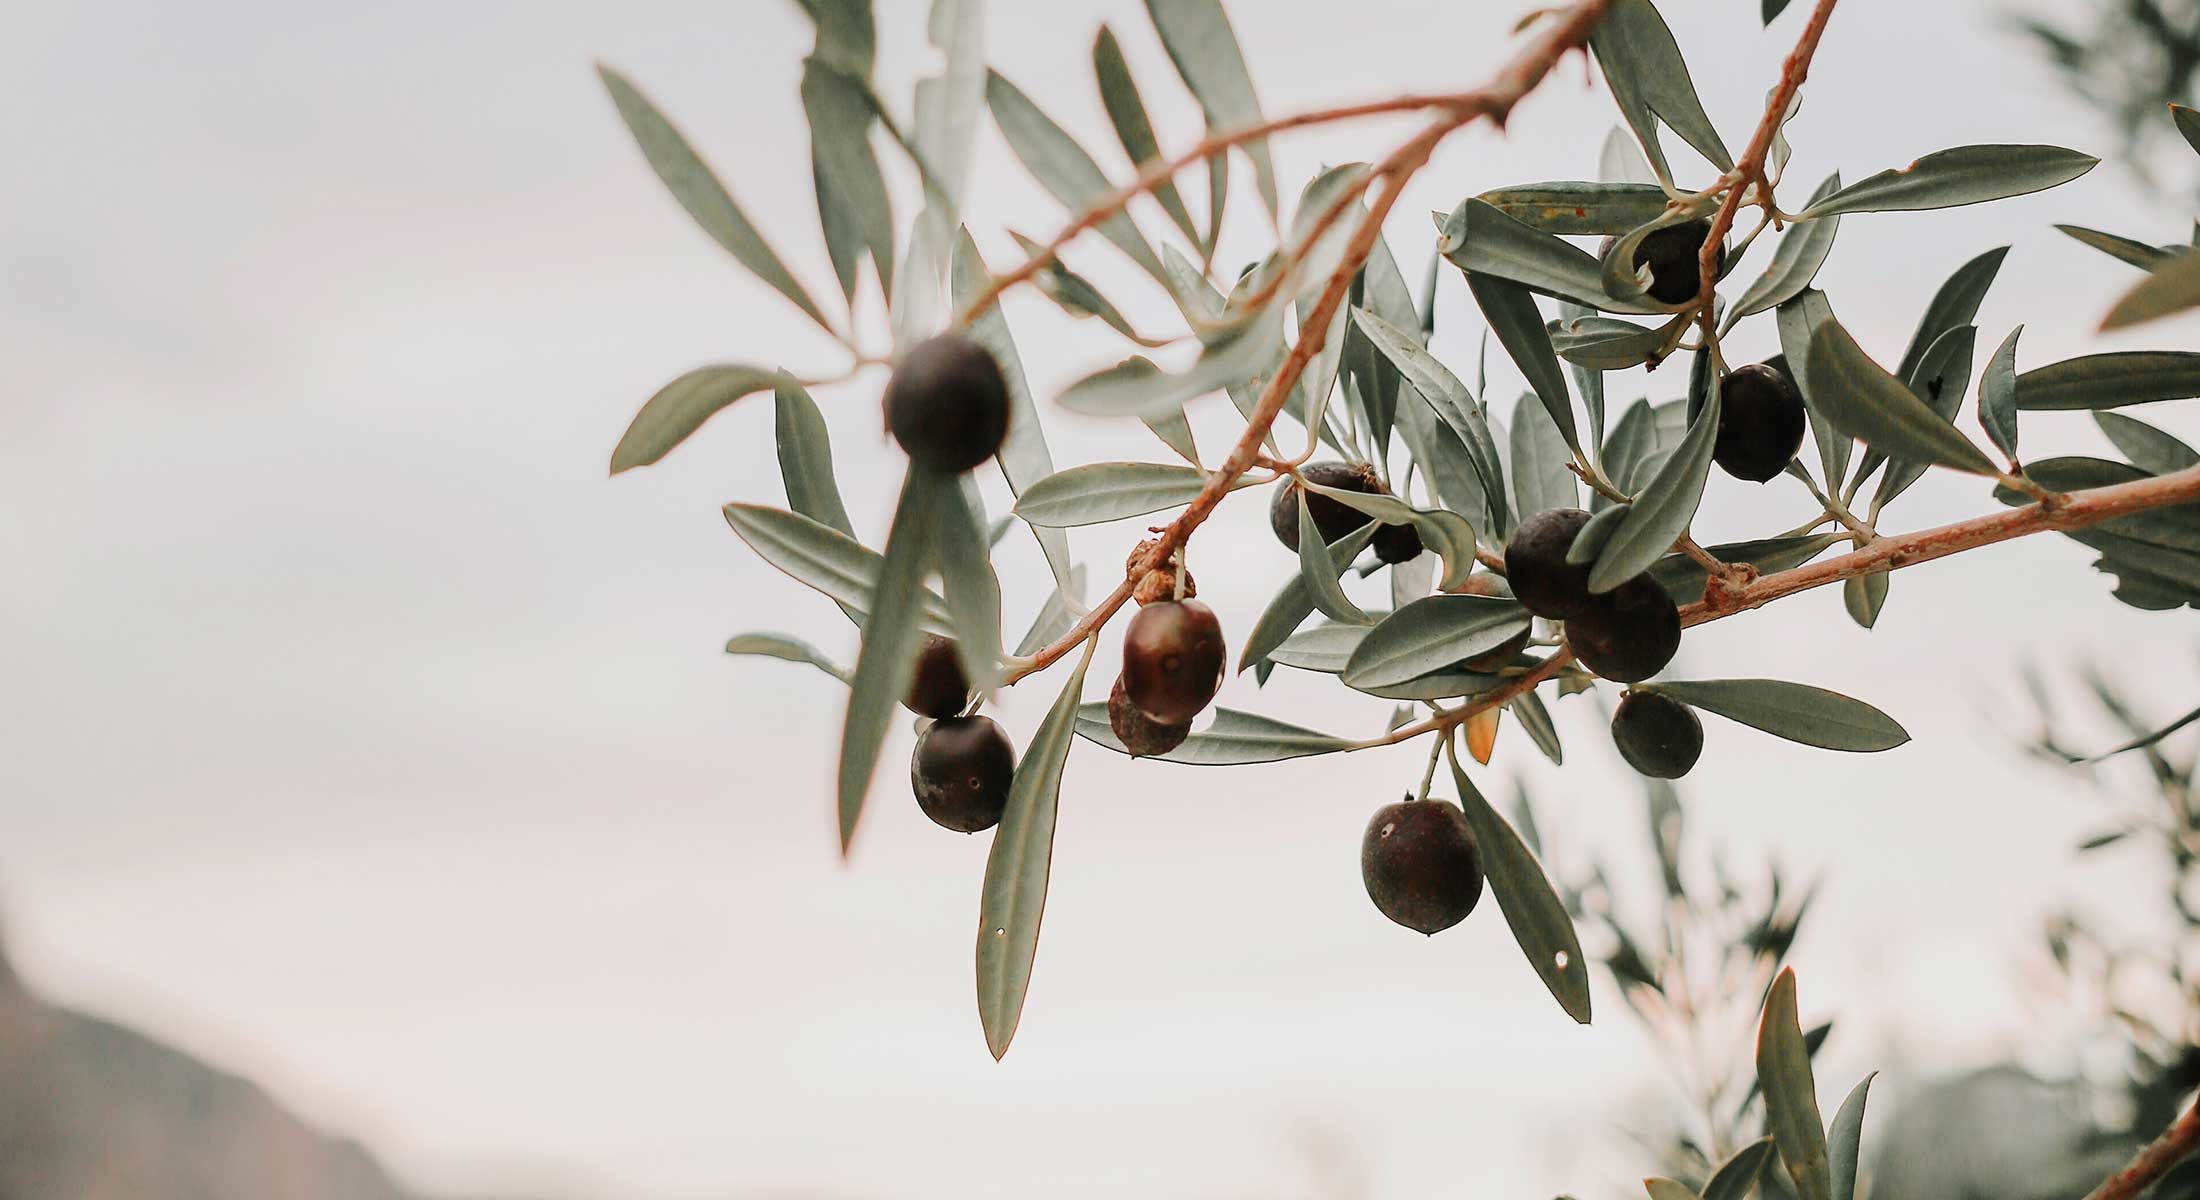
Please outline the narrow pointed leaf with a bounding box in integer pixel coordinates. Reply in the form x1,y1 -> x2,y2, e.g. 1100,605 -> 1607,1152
1342,594 -> 1530,689
2057,224 -> 2174,270
1898,246 -> 2007,381
1797,145 -> 2098,219
985,70 -> 1164,279
837,472 -> 946,852
2103,247 -> 2200,331
1239,524 -> 1379,673
1453,752 -> 1591,1024
1010,230 -> 1143,342
2175,104 -> 2200,157
722,503 -> 952,629
976,637 -> 1097,1058
1473,181 -> 1672,236
598,67 -> 830,329
1777,291 -> 1850,487
1512,391 -> 1580,518
1704,1138 -> 1778,1200
1301,481 -> 1479,589
774,373 -> 854,536
1512,689 -> 1563,765
1649,532 -> 1844,604
1873,323 -> 1980,509
1269,623 -> 1370,673
1075,705 -> 1352,764
610,364 -> 777,474
1588,382 -> 1721,593
1757,968 -> 1831,1200
1647,679 -> 1910,751
1731,174 -> 1843,320
1646,1181 -> 1698,1200
1058,319 -> 1285,418
1468,272 -> 1581,456
801,57 -> 895,301
2015,351 -> 2200,411
935,480 -> 1004,689
1550,314 -> 1667,371
1591,0 -> 1733,178
1980,326 -> 2023,463
951,231 -> 1071,589
1827,1073 -> 1876,1200
1015,462 -> 1208,527
1145,0 -> 1277,215
2097,411 -> 2200,474
724,632 -> 850,684
1092,25 -> 1200,247
1441,200 -> 1663,314
1804,319 -> 1996,475
1298,492 -> 1373,624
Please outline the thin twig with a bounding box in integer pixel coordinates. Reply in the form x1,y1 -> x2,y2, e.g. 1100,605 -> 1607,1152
2085,1093 -> 2200,1200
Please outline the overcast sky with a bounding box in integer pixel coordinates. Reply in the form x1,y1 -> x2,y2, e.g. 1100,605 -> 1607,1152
6,1 -> 2200,1197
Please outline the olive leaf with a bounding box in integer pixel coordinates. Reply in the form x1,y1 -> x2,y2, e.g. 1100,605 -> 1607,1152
774,373 -> 855,538
1729,173 -> 1843,321
1645,1181 -> 1698,1200
610,364 -> 779,475
1512,689 -> 1563,766
934,479 -> 1004,691
1352,307 -> 1511,532
1796,144 -> 2098,219
985,69 -> 1165,280
2056,224 -> 2176,271
1588,380 -> 1721,593
1645,679 -> 1910,751
1145,0 -> 1278,216
1239,523 -> 1380,673
2103,247 -> 2200,331
1872,324 -> 1979,509
1298,492 -> 1374,625
1141,407 -> 1201,465
1014,461 -> 1210,527
1472,181 -> 1671,236
1342,594 -> 1531,689
1511,390 -> 1581,519
1091,24 -> 1201,249
951,231 -> 1072,589
598,67 -> 831,332
1898,246 -> 2008,382
1059,314 -> 1286,418
1648,532 -> 1845,604
2015,351 -> 2200,411
1270,622 -> 1372,673
722,502 -> 951,630
977,637 -> 1097,1060
1590,0 -> 1734,181
1301,481 -> 1479,589
1703,1138 -> 1778,1200
1451,750 -> 1592,1024
1550,315 -> 1668,371
1827,1073 -> 1876,1200
1756,967 -> 1831,1200
1014,564 -> 1088,657
1803,318 -> 1997,476
1354,668 -> 1508,702
1439,199 -> 1664,314
724,632 -> 851,685
1074,705 -> 1354,764
1568,493 -> 1632,565
836,471 -> 947,853
801,56 -> 895,303
1009,230 -> 1143,342
1468,271 -> 1582,457
1979,326 -> 2023,463
2097,411 -> 2200,474
1776,291 -> 1850,488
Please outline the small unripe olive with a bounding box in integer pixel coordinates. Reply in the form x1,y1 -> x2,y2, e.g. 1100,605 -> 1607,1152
903,635 -> 970,720
883,333 -> 1010,473
1504,507 -> 1597,619
1268,461 -> 1381,551
1453,572 -> 1531,672
1361,797 -> 1485,935
1602,218 -> 1726,307
1120,598 -> 1226,726
1566,575 -> 1682,684
1611,690 -> 1704,778
1108,675 -> 1191,758
910,715 -> 1016,833
1713,362 -> 1808,483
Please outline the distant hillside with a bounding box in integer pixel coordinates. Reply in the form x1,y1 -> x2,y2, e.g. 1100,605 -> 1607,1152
0,934 -> 423,1200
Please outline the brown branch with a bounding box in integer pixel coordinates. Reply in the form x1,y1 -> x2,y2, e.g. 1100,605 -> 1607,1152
1693,0 -> 1841,326
999,0 -> 1615,684
2085,1094 -> 2200,1200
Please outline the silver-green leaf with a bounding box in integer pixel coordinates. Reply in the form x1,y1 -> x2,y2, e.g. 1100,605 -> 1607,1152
723,502 -> 950,630
2102,246 -> 2200,331
1797,144 -> 2099,219
1014,461 -> 1209,527
1804,319 -> 1997,475
1342,594 -> 1530,689
1074,705 -> 1354,764
1827,1072 -> 1876,1200
1452,752 -> 1592,1024
1144,0 -> 1277,215
774,373 -> 855,537
2014,351 -> 2200,411
610,364 -> 778,475
1756,967 -> 1831,1200
1979,325 -> 2023,463
1730,174 -> 1843,321
836,471 -> 946,852
1647,678 -> 1910,751
1588,382 -> 1721,593
985,70 -> 1164,279
724,632 -> 851,685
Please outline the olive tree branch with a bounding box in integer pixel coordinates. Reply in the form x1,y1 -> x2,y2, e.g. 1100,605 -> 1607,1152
998,0 -> 1616,685
2084,1092 -> 2200,1200
1355,461 -> 2200,751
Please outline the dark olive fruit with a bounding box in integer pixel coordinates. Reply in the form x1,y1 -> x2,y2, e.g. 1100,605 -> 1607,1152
883,333 -> 1010,473
1601,218 -> 1726,307
1566,575 -> 1682,684
1108,675 -> 1191,758
1713,362 -> 1809,483
1453,573 -> 1531,673
1268,461 -> 1379,551
1361,797 -> 1485,935
909,715 -> 1016,833
1503,507 -> 1597,619
1611,690 -> 1704,779
903,635 -> 970,719
1372,520 -> 1425,565
1121,598 -> 1226,726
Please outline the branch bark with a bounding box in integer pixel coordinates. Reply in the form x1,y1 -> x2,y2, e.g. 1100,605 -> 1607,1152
2086,1094 -> 2200,1200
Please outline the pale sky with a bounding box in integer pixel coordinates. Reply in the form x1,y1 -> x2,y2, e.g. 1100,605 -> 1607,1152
6,1 -> 2200,1197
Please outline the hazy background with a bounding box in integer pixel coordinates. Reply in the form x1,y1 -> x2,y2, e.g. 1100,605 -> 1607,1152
6,1 -> 2199,1196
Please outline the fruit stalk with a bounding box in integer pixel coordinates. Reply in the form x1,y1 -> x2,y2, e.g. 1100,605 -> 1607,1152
1001,0 -> 1616,684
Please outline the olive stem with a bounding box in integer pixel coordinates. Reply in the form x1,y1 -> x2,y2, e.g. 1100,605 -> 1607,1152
1412,733 -> 1446,803
1795,468 -> 1878,539
2084,1092 -> 2200,1200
